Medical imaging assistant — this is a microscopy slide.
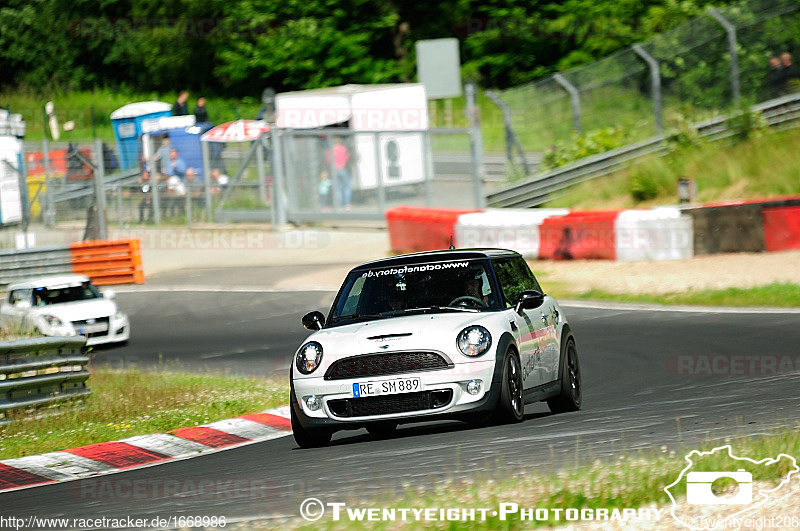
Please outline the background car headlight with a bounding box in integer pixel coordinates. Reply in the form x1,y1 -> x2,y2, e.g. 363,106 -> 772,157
114,311 -> 125,320
41,314 -> 65,327
296,341 -> 323,374
457,326 -> 492,357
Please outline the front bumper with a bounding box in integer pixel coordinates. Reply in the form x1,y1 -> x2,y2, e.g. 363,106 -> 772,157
292,358 -> 500,429
85,314 -> 130,346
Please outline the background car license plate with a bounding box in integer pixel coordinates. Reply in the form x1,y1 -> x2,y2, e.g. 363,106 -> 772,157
81,323 -> 108,333
352,377 -> 421,398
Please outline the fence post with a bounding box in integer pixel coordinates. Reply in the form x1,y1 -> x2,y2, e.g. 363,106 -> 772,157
632,44 -> 664,134
256,137 -> 267,206
202,139 -> 212,221
42,138 -> 56,227
421,131 -> 434,206
145,135 -> 161,225
92,139 -> 108,240
373,131 -> 386,214
708,8 -> 741,106
553,73 -> 582,133
465,81 -> 486,209
485,90 -> 530,175
270,129 -> 288,227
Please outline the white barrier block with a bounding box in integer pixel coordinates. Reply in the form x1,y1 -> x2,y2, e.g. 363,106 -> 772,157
454,209 -> 569,258
615,207 -> 694,261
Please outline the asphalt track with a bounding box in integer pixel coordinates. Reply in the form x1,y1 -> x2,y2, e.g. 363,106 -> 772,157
2,266 -> 799,528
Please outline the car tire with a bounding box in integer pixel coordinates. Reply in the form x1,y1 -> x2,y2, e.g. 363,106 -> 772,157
547,337 -> 582,414
290,394 -> 332,449
366,422 -> 398,439
491,348 -> 524,424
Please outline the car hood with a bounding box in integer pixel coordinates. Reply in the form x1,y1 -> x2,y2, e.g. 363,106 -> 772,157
29,299 -> 119,321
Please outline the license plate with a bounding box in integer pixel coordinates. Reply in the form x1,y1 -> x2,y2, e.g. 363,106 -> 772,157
80,323 -> 108,334
352,377 -> 421,398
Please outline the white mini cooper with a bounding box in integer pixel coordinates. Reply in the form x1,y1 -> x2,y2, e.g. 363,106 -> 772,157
290,249 -> 582,448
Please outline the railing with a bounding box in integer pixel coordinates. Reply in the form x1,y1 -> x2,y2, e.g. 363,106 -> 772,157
0,246 -> 74,286
0,239 -> 145,288
487,93 -> 800,208
0,336 -> 90,425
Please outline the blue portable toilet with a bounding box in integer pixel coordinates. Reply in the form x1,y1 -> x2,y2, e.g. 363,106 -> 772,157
111,101 -> 172,170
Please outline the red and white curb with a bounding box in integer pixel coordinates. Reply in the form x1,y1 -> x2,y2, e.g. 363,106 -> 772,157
0,406 -> 291,493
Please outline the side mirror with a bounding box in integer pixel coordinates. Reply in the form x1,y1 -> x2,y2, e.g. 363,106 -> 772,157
515,290 -> 545,313
103,289 -> 116,299
302,311 -> 326,330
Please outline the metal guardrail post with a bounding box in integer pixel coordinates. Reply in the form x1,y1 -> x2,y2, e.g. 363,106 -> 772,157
708,8 -> 741,106
270,129 -> 288,227
553,73 -> 582,134
92,138 -> 108,239
421,131 -> 434,206
465,82 -> 486,209
147,134 -> 161,225
633,44 -> 664,134
373,131 -> 386,214
42,138 -> 56,227
256,136 -> 267,206
485,90 -> 530,175
202,139 -> 212,220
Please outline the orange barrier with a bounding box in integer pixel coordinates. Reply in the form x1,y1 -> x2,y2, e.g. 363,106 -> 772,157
386,206 -> 481,254
69,239 -> 145,285
538,210 -> 620,260
763,206 -> 800,252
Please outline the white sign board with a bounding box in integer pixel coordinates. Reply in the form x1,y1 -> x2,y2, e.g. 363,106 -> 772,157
0,136 -> 23,224
416,38 -> 462,99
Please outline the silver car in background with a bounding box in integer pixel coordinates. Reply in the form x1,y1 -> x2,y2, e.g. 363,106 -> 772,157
0,274 -> 130,346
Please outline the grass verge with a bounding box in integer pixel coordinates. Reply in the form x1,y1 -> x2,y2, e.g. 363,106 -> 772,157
540,282 -> 800,308
0,366 -> 289,460
295,426 -> 800,529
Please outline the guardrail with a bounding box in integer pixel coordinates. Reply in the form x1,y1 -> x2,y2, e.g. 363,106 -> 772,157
0,246 -> 74,286
0,239 -> 145,288
0,336 -> 90,425
487,93 -> 800,208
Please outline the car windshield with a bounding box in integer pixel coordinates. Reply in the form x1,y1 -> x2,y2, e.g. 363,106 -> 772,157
329,259 -> 502,325
33,283 -> 102,306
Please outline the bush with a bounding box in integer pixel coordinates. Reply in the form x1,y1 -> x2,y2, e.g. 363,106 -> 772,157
541,126 -> 631,171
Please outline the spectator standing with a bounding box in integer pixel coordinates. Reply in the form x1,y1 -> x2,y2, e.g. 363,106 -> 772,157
767,56 -> 785,98
172,90 -> 190,116
194,97 -> 209,123
137,170 -> 154,223
326,137 -> 352,210
154,137 -> 171,177
166,148 -> 187,179
781,52 -> 799,88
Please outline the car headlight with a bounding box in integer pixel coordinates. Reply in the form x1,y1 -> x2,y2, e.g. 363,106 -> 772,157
41,314 -> 65,327
296,341 -> 323,375
457,326 -> 492,357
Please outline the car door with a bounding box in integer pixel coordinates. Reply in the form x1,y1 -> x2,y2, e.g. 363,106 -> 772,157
492,257 -> 549,390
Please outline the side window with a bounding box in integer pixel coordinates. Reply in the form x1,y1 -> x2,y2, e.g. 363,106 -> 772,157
492,257 -> 542,307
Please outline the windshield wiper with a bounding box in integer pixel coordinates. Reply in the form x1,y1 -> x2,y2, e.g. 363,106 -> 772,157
401,306 -> 479,314
331,313 -> 386,323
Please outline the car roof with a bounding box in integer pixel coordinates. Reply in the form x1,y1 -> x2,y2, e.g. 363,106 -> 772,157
6,274 -> 91,291
351,248 -> 520,270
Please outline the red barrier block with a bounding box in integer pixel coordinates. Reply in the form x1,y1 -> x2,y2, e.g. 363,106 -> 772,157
386,206 -> 481,254
538,210 -> 621,260
763,206 -> 800,251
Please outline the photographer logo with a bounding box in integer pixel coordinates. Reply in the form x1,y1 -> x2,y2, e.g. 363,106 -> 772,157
686,469 -> 752,505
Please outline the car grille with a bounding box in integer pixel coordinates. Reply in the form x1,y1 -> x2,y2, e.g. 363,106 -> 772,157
324,351 -> 452,380
71,317 -> 110,338
327,390 -> 453,418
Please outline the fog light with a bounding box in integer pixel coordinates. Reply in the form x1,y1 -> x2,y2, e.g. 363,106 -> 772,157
305,395 -> 321,411
466,380 -> 481,395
